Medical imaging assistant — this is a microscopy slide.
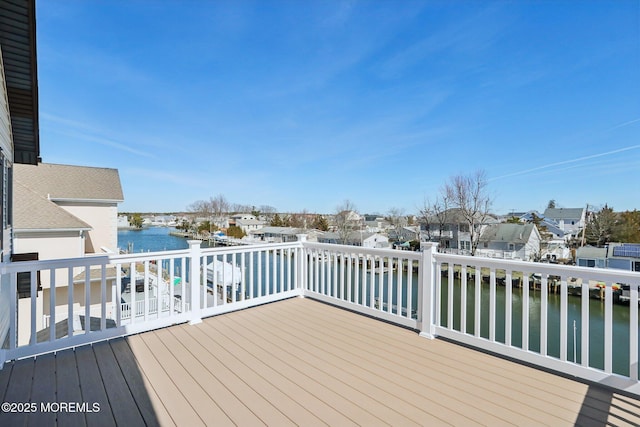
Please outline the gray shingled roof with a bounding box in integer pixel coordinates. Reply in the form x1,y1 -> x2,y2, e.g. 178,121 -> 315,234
479,223 -> 535,244
14,181 -> 91,231
14,163 -> 124,201
543,208 -> 584,220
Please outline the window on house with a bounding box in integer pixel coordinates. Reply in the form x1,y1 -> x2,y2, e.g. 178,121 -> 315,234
11,253 -> 42,298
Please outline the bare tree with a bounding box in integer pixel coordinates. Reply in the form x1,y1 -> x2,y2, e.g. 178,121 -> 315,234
334,199 -> 358,244
187,200 -> 209,219
259,205 -> 277,221
418,194 -> 450,245
444,170 -> 492,255
386,207 -> 406,241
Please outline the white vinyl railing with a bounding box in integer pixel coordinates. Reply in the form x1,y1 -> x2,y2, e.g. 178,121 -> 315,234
0,238 -> 638,396
0,239 -> 304,362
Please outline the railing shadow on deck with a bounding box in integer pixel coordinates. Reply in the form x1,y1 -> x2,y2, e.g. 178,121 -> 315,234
0,337 -> 160,426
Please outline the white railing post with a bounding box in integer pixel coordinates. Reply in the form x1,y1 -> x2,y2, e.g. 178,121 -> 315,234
187,240 -> 202,325
419,242 -> 438,339
296,234 -> 307,297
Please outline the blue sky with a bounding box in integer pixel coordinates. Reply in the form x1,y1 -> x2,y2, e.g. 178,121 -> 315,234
36,1 -> 639,215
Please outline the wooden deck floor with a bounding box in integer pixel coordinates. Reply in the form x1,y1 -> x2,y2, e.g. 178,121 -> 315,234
1,297 -> 639,426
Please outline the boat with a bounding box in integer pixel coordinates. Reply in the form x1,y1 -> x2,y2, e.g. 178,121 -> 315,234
206,260 -> 243,289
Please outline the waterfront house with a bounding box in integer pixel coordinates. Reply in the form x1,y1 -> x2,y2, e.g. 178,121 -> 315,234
475,223 -> 542,261
318,231 -> 390,248
235,217 -> 265,235
576,246 -> 608,268
419,208 -> 498,253
577,243 -> 640,272
517,210 -> 566,240
250,226 -> 319,243
388,225 -> 420,243
607,243 -> 640,272
544,207 -> 586,238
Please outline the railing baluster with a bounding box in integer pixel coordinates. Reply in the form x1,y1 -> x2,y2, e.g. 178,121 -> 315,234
604,284 -> 613,374
143,261 -> 149,321
270,249 -> 278,295
30,267 -> 37,345
339,253 -> 345,301
631,284 -> 639,381
331,251 -> 340,298
474,266 -> 481,337
49,269 -> 56,342
560,276 -> 567,362
461,265 -> 467,334
68,267 -> 74,336
101,265 -> 107,330
435,261 -> 442,327
541,276 -> 548,356
169,259 -> 175,315
396,257 -> 402,316
180,257 -> 186,313
249,251 -> 254,299
489,268 -> 496,341
407,259 -> 413,319
447,264 -> 454,329
581,279 -> 589,367
84,267 -> 91,334
232,253 -> 238,303
320,250 -> 326,295
116,263 -> 122,325
505,270 -> 512,347
522,273 -> 529,351
257,250 -> 262,298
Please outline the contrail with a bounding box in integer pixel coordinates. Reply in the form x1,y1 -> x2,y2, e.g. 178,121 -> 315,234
489,144 -> 640,181
607,117 -> 640,131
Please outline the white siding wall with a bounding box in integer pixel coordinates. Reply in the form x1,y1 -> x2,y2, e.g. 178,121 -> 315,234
56,202 -> 119,253
13,231 -> 84,289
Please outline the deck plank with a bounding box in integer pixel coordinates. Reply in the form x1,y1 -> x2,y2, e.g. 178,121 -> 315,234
93,340 -> 146,427
109,338 -> 174,427
215,305 -> 457,426
156,327 -> 266,426
28,352 -> 56,426
127,333 -> 206,427
202,315 -> 367,427
1,357 -> 33,426
75,345 -> 116,427
246,300 -> 516,426
210,313 -> 395,426
139,329 -> 235,425
172,325 -> 297,427
55,348 -> 87,427
284,300 -> 574,424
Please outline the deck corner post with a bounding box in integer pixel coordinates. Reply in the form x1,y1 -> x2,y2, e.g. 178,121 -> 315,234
296,235 -> 308,297
187,240 -> 203,325
419,242 -> 438,339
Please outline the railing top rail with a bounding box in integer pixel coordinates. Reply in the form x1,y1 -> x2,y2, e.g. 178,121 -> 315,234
201,241 -> 302,256
109,249 -> 190,262
302,241 -> 423,260
435,252 -> 640,283
1,254 -> 111,273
